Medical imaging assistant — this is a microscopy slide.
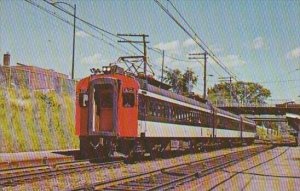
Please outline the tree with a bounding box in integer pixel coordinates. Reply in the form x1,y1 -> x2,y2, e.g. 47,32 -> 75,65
207,81 -> 271,105
164,69 -> 183,93
182,69 -> 198,93
164,68 -> 198,94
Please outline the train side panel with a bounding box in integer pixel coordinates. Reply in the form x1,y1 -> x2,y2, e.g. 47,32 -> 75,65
76,77 -> 90,136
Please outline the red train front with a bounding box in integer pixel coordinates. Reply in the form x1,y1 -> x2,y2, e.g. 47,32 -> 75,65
76,65 -> 140,159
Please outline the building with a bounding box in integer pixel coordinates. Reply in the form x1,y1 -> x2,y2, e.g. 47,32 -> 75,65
0,53 -> 71,92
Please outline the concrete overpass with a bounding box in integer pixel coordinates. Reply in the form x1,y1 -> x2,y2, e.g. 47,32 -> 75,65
286,113 -> 300,145
218,105 -> 300,116
218,103 -> 300,145
245,115 -> 286,122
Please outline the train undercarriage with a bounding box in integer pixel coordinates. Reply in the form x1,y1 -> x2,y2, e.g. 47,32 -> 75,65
79,136 -> 255,161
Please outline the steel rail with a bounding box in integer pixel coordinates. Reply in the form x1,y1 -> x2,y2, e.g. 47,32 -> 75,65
72,146 -> 272,190
0,160 -> 122,187
145,147 -> 268,191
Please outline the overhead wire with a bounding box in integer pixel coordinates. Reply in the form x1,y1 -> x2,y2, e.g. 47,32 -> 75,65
42,0 -> 165,76
154,0 -> 238,80
257,79 -> 300,84
167,0 -> 223,78
167,0 -> 215,54
42,0 -> 143,55
43,0 -> 203,73
148,46 -> 196,63
24,0 -> 135,56
29,0 -> 240,83
167,0 -> 237,79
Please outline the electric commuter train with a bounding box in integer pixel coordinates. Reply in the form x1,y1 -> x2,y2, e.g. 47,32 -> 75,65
76,65 -> 256,159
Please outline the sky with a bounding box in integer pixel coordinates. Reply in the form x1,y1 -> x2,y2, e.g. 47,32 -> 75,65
0,0 -> 299,103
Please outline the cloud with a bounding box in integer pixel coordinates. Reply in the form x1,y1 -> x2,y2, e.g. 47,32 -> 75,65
287,47 -> 300,59
76,31 -> 90,38
81,53 -> 101,64
210,44 -> 223,53
183,38 -> 196,47
252,37 -> 265,50
221,54 -> 246,67
155,56 -> 173,66
154,40 -> 180,51
183,39 -> 223,54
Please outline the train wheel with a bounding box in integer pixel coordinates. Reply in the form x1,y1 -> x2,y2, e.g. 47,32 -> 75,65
189,143 -> 197,153
93,145 -> 110,162
124,144 -> 144,163
150,149 -> 159,159
124,149 -> 135,163
124,151 -> 144,163
95,148 -> 103,161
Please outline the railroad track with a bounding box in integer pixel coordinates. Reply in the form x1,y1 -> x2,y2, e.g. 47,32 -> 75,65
73,146 -> 273,191
0,160 -> 123,187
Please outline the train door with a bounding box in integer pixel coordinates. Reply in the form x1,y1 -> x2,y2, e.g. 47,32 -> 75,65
89,81 -> 118,135
94,84 -> 113,132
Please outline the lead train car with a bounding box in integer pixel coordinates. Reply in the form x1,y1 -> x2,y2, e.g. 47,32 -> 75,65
76,67 -> 256,159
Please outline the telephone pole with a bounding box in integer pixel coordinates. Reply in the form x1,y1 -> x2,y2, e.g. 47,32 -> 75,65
117,34 -> 149,75
161,50 -> 165,84
143,35 -> 147,75
219,76 -> 233,104
189,52 -> 208,99
50,1 -> 76,79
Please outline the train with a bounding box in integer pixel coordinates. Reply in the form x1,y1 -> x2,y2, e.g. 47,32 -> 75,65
75,64 -> 256,160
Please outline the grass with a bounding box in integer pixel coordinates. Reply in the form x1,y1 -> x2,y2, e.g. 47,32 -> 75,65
0,86 -> 79,153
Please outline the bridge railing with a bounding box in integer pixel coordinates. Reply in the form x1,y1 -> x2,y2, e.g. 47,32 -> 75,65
212,99 -> 296,108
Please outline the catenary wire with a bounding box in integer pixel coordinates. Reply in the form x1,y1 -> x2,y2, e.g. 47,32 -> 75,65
154,0 -> 238,80
42,0 -> 143,55
24,0 -> 135,56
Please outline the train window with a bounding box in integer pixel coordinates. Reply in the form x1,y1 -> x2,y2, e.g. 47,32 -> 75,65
157,104 -> 161,117
164,106 -> 168,118
138,95 -> 146,118
151,100 -> 156,116
79,92 -> 88,107
123,93 -> 135,107
94,84 -> 113,108
101,93 -> 113,108
183,110 -> 186,121
149,101 -> 154,115
180,111 -> 182,120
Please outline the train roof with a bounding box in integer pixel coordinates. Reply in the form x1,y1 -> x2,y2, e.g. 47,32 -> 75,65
79,72 -> 256,125
137,79 -> 211,110
137,74 -> 172,90
213,107 -> 241,120
243,117 -> 256,125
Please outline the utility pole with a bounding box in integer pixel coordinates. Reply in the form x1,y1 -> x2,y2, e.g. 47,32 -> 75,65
50,1 -> 76,80
189,52 -> 208,99
219,76 -> 233,105
143,35 -> 147,75
117,34 -> 149,75
72,4 -> 76,80
161,50 -> 165,84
